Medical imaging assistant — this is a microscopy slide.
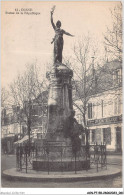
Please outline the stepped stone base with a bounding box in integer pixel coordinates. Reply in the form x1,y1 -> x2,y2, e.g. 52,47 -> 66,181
33,140 -> 90,172
33,159 -> 90,172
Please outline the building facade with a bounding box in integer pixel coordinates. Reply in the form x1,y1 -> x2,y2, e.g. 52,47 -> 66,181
74,60 -> 122,152
30,91 -> 48,140
87,87 -> 122,151
1,91 -> 48,152
1,107 -> 21,153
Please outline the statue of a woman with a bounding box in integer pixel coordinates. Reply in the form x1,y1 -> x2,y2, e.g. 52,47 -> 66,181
51,8 -> 74,64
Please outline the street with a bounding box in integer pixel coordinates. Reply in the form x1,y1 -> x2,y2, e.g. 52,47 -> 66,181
1,154 -> 122,188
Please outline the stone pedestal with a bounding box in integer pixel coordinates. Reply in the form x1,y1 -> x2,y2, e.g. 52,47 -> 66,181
46,63 -> 73,141
32,63 -> 90,172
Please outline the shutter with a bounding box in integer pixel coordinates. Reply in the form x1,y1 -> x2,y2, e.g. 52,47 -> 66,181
88,103 -> 92,119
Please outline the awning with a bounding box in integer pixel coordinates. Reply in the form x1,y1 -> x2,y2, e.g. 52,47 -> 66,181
14,135 -> 33,144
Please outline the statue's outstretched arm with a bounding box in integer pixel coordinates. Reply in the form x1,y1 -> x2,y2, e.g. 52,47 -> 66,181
51,12 -> 56,30
63,30 -> 74,37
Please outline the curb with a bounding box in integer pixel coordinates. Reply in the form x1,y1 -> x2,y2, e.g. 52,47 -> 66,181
3,168 -> 122,182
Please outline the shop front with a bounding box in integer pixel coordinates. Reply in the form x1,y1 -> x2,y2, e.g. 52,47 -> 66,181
87,115 -> 122,152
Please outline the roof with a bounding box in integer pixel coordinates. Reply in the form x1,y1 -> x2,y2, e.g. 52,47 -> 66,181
73,60 -> 122,100
104,60 -> 122,71
14,135 -> 33,144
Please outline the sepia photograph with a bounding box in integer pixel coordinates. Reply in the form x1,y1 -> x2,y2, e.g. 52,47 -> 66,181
1,1 -> 123,193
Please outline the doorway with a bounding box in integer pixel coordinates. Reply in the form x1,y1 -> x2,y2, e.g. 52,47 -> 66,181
116,127 -> 122,152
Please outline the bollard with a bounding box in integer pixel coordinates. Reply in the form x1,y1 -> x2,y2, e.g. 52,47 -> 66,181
36,146 -> 38,161
96,143 -> 98,172
61,144 -> 63,173
48,153 -> 49,175
74,151 -> 77,174
101,143 -> 103,169
46,145 -> 49,175
20,146 -> 22,171
105,144 -> 107,170
16,147 -> 19,171
26,149 -> 27,173
86,145 -> 88,172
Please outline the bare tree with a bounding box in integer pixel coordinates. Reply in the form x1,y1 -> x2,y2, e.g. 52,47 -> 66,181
104,3 -> 122,62
9,63 -> 48,146
66,34 -> 121,145
1,87 -> 9,108
66,35 -> 99,145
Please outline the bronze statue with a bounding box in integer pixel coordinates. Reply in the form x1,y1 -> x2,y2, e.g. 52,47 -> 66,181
63,110 -> 84,153
50,6 -> 74,63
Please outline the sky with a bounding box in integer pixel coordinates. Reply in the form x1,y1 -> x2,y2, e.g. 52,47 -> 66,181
1,1 -> 120,88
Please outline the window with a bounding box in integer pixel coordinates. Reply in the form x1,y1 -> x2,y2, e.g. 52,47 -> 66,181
114,97 -> 122,115
116,127 -> 122,152
103,127 -> 111,145
118,96 -> 122,114
43,105 -> 47,115
101,100 -> 104,117
32,105 -> 39,116
87,129 -> 90,142
95,128 -> 101,144
113,69 -> 122,85
91,130 -> 96,143
114,98 -> 118,115
91,129 -> 102,144
88,103 -> 92,119
37,133 -> 41,139
2,109 -> 6,118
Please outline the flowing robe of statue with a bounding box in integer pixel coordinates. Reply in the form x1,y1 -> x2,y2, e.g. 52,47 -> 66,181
53,28 -> 64,63
51,10 -> 74,63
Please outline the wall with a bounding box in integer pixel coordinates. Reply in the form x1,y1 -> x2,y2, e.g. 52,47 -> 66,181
87,87 -> 122,151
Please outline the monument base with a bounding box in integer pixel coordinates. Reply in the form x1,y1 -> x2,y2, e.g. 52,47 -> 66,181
33,140 -> 90,172
33,159 -> 90,172
38,62 -> 88,172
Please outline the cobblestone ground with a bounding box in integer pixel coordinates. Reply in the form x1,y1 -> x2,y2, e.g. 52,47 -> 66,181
1,154 -> 123,188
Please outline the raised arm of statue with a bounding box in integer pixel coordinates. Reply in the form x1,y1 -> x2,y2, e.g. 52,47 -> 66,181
63,30 -> 74,37
50,6 -> 74,63
51,11 -> 56,30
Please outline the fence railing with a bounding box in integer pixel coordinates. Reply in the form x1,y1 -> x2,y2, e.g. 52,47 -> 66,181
89,143 -> 107,172
16,142 -> 107,174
